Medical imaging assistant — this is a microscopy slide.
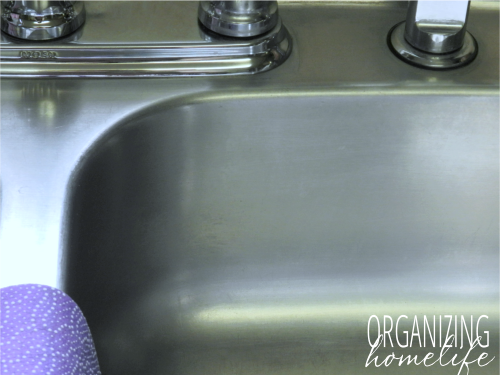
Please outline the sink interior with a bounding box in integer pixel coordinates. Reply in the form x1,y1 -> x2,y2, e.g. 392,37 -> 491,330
63,93 -> 499,374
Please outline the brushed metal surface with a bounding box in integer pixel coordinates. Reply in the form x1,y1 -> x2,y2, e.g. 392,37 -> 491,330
1,1 -> 498,375
63,92 -> 499,374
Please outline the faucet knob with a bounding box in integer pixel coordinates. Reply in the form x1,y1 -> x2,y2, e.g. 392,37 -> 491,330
1,1 -> 85,40
388,0 -> 478,69
198,1 -> 279,38
405,1 -> 470,54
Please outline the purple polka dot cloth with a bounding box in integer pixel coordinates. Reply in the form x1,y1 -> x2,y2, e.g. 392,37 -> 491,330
0,284 -> 100,375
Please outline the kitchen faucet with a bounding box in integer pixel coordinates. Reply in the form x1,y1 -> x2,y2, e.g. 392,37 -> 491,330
389,0 -> 477,69
1,1 -> 85,40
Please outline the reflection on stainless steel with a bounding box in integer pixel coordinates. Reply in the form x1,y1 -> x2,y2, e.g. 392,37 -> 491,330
15,80 -> 82,127
0,1 -> 291,77
389,1 -> 477,69
1,1 -> 498,375
1,1 -> 85,40
198,1 -> 279,37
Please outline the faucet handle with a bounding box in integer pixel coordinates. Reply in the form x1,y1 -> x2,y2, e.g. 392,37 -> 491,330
388,0 -> 478,69
1,1 -> 85,40
405,1 -> 470,54
198,1 -> 279,38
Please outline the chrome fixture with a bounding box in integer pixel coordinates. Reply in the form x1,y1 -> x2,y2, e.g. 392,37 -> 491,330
1,1 -> 85,41
198,1 -> 278,37
0,1 -> 291,77
388,1 -> 477,69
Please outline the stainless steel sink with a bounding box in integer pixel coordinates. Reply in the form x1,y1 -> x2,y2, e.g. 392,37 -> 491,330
1,1 -> 499,375
63,92 -> 499,374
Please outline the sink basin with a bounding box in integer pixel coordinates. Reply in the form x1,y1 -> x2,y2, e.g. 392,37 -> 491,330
1,1 -> 499,375
62,92 -> 499,374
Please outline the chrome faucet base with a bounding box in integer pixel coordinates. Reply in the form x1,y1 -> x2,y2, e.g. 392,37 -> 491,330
388,22 -> 478,70
1,1 -> 86,41
0,2 -> 291,78
198,1 -> 279,38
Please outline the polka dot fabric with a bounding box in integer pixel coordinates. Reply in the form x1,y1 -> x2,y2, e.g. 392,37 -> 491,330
0,284 -> 100,375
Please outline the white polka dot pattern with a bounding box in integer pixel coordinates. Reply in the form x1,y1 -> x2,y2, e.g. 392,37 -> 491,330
0,284 -> 101,375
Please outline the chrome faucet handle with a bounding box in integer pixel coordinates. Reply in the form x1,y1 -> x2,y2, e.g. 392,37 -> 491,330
1,1 -> 85,40
405,1 -> 470,54
388,0 -> 478,69
198,1 -> 279,38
